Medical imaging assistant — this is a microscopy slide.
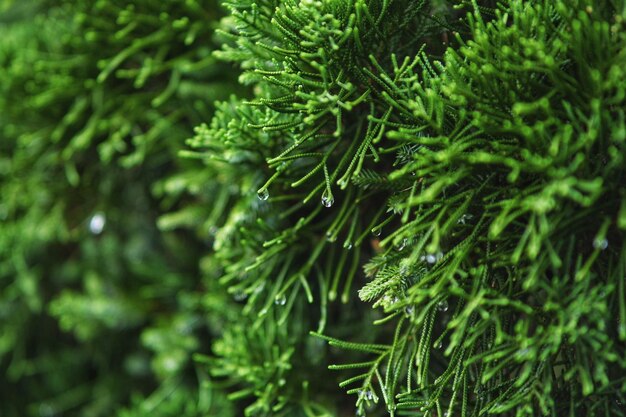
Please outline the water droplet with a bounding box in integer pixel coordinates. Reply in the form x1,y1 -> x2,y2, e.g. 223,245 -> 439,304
257,188 -> 269,200
321,190 -> 334,207
383,295 -> 398,306
476,388 -> 486,400
364,390 -> 374,400
274,294 -> 287,306
593,238 -> 608,250
433,339 -> 442,349
437,300 -> 449,312
436,251 -> 444,261
425,254 -> 437,264
88,212 -> 106,234
457,214 -> 473,224
253,282 -> 265,294
39,403 -> 55,417
233,291 -> 247,301
405,306 -> 414,315
396,238 -> 407,251
344,241 -> 353,250
371,228 -> 381,236
444,412 -> 449,417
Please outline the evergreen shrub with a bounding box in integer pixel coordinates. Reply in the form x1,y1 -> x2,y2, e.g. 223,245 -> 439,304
1,1 -> 625,417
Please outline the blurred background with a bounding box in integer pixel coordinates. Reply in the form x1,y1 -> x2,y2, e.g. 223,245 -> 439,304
0,1 -> 244,415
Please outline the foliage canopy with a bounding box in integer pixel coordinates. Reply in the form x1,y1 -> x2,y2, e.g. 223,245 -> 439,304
1,0 -> 625,416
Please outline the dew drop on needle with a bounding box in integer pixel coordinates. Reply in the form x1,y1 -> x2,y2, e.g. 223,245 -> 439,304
274,294 -> 287,305
257,188 -> 269,201
321,191 -> 334,207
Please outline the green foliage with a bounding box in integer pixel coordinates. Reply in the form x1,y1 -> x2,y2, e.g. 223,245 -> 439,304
2,0 -> 626,416
0,1 -> 239,416
187,0 -> 626,416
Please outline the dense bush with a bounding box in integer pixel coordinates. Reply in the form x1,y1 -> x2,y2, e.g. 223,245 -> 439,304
2,1 -> 625,416
0,1 -> 238,415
